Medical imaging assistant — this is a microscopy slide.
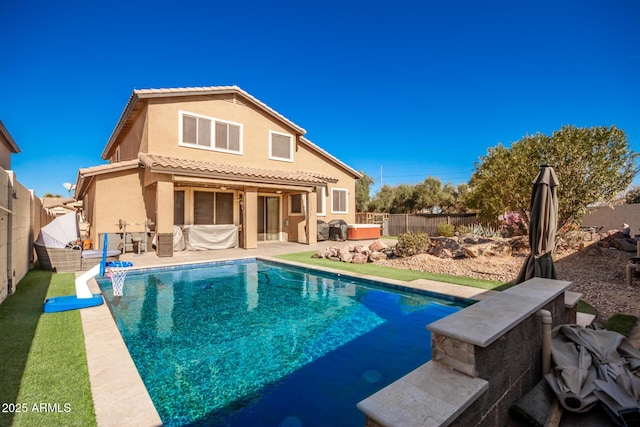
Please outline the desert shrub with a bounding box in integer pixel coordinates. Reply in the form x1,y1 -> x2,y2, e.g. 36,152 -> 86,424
437,222 -> 455,237
457,224 -> 473,234
396,231 -> 430,257
457,223 -> 500,238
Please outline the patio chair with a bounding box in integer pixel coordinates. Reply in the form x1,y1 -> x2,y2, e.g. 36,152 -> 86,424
34,243 -> 82,272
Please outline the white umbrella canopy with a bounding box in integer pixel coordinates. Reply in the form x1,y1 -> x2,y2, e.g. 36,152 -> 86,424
34,211 -> 80,248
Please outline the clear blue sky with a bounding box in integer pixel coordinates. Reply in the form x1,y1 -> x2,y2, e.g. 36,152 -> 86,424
1,0 -> 638,197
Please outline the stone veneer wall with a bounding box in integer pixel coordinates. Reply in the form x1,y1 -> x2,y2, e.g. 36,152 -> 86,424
445,294 -> 565,426
358,278 -> 575,426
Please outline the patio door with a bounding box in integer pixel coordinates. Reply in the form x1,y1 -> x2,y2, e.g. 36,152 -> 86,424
258,196 -> 280,241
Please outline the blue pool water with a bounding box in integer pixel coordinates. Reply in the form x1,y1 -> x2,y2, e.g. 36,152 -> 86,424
97,259 -> 471,426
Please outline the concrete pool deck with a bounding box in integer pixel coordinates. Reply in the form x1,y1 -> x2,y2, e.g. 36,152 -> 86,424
77,239 -> 588,426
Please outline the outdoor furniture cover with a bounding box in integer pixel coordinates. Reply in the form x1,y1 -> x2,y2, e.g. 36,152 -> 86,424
317,220 -> 330,241
182,224 -> 238,250
545,324 -> 640,422
329,220 -> 348,241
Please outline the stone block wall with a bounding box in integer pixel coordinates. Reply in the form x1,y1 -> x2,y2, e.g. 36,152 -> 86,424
446,294 -> 565,426
358,278 -> 574,426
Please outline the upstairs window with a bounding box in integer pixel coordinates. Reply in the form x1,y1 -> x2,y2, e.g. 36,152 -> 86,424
331,188 -> 348,214
269,131 -> 293,162
180,111 -> 242,154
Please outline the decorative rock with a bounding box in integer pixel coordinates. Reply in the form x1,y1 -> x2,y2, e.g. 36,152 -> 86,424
369,240 -> 387,252
354,245 -> 370,255
464,241 -> 512,258
340,252 -> 354,263
369,251 -> 387,262
338,246 -> 351,259
430,238 -> 465,258
352,253 -> 368,264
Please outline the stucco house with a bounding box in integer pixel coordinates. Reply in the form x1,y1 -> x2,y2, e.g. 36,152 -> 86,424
0,120 -> 21,170
74,86 -> 361,256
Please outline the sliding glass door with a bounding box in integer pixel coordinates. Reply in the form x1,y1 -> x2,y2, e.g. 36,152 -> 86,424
258,196 -> 280,241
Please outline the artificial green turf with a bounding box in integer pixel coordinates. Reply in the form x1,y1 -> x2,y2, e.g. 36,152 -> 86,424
605,313 -> 638,338
0,270 -> 96,427
577,300 -> 596,315
276,251 -> 505,289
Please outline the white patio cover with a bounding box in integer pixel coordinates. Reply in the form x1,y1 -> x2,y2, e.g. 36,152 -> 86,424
34,212 -> 80,248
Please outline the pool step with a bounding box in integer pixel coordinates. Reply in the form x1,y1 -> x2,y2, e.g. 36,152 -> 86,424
357,361 -> 488,426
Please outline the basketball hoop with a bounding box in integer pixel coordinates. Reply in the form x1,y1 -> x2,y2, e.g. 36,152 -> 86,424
106,261 -> 133,297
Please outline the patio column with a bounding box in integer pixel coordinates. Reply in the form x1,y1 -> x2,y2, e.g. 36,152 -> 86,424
306,191 -> 317,245
155,180 -> 174,256
244,187 -> 258,249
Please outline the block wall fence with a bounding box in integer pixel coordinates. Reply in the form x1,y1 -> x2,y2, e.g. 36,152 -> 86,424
0,168 -> 54,304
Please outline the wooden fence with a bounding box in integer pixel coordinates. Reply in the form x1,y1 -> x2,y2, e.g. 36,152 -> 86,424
383,213 -> 497,236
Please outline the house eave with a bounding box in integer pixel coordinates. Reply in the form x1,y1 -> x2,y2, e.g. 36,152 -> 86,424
0,121 -> 21,153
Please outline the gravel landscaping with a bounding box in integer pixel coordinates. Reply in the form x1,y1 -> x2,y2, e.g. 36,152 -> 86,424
373,238 -> 639,325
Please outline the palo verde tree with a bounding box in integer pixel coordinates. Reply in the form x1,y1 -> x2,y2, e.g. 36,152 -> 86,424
466,125 -> 639,229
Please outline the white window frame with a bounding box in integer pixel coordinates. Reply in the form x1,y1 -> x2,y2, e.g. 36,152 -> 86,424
316,187 -> 326,217
179,110 -> 243,155
269,130 -> 294,162
331,188 -> 348,214
289,193 -> 304,216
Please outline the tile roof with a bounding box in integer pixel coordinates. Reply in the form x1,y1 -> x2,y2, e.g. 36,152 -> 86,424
139,153 -> 338,185
78,159 -> 140,176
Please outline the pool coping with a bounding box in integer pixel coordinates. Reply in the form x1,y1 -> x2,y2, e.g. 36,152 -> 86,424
80,256 -> 499,426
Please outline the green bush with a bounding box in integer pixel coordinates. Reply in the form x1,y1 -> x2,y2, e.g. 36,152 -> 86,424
396,231 -> 431,256
457,224 -> 473,234
437,222 -> 455,237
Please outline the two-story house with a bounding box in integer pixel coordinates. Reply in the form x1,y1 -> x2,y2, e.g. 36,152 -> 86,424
74,86 -> 361,256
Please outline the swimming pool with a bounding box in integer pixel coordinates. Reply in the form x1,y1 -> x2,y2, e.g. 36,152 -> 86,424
98,259 -> 471,426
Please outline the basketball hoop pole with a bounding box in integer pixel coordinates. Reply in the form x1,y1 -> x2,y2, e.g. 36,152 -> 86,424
100,234 -> 108,276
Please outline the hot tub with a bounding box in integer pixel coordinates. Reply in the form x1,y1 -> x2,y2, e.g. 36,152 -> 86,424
347,224 -> 381,240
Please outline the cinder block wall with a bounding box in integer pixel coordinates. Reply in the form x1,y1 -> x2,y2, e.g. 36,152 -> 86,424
0,169 -> 53,304
582,204 -> 640,236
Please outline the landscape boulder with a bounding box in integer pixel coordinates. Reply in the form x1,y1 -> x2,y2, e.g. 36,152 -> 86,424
368,251 -> 387,262
429,237 -> 465,258
351,253 -> 368,264
464,240 -> 512,258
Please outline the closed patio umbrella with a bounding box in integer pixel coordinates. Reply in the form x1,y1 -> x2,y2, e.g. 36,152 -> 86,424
516,165 -> 559,284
